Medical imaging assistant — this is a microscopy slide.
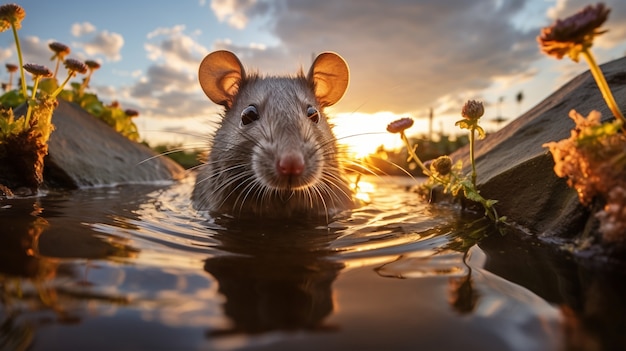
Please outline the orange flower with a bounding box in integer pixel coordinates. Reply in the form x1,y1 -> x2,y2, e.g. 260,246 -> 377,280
0,3 -> 25,31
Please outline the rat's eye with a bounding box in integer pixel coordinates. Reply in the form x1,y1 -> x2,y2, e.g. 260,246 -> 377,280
307,105 -> 319,123
241,105 -> 259,126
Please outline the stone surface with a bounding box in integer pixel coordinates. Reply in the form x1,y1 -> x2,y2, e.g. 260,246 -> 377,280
3,100 -> 184,189
450,56 -> 626,240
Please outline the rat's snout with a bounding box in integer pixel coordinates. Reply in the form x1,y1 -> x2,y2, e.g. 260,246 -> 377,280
277,151 -> 305,176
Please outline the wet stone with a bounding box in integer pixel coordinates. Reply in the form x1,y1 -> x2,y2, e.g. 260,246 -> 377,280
450,56 -> 626,251
1,100 -> 184,189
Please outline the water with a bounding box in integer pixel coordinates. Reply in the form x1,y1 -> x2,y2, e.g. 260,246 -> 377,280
0,175 -> 624,351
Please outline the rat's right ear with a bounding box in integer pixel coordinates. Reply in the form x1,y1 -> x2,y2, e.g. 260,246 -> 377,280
198,50 -> 245,108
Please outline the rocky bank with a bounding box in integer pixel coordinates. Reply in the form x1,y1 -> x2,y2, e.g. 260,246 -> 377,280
450,56 -> 626,252
1,100 -> 184,192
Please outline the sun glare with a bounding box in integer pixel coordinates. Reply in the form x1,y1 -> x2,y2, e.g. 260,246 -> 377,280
331,111 -> 410,159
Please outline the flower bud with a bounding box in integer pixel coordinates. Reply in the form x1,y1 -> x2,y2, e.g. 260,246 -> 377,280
430,156 -> 452,176
461,100 -> 484,120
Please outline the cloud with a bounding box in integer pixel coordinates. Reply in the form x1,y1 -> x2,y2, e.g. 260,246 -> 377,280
210,0 -> 258,29
0,47 -> 11,62
74,30 -> 124,62
214,0 -> 542,115
145,25 -> 209,71
71,22 -> 97,37
147,25 -> 186,39
20,36 -> 54,64
126,26 -> 215,119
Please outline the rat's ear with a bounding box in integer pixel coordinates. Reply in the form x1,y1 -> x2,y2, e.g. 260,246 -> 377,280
307,52 -> 349,107
198,50 -> 245,108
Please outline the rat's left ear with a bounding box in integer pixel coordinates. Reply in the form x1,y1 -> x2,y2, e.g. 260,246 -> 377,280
198,50 -> 245,108
307,52 -> 349,107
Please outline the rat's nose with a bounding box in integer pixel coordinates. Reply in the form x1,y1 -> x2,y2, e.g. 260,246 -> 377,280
277,152 -> 305,176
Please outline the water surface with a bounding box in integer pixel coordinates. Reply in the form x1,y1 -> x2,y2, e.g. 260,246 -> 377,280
0,176 -> 623,350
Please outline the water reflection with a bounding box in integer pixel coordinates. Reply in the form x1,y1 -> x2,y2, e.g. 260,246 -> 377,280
479,232 -> 626,351
447,253 -> 480,314
205,220 -> 344,336
0,177 -> 621,350
0,189 -> 147,351
0,201 -> 74,351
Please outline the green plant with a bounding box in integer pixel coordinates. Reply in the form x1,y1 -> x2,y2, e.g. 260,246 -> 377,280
151,143 -> 202,169
48,42 -> 70,78
0,4 -> 92,192
0,4 -> 26,98
386,109 -> 504,225
540,3 -> 626,243
56,84 -> 140,141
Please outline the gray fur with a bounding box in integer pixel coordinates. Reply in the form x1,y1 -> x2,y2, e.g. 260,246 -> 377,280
192,73 -> 353,219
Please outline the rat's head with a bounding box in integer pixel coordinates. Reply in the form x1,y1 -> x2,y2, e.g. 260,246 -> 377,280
198,51 -> 350,205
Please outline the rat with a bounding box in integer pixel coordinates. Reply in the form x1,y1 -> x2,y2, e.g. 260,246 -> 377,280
192,50 -> 354,220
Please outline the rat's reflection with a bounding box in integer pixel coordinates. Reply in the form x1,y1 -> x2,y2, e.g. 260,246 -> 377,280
204,220 -> 344,336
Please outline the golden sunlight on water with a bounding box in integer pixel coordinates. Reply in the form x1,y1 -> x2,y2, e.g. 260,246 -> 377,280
352,179 -> 375,203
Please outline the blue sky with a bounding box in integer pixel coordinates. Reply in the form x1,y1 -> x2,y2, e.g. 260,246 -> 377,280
2,0 -> 625,155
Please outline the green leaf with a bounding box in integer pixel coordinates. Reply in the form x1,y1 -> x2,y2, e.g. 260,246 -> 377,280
577,119 -> 622,145
475,125 -> 486,139
38,78 -> 59,95
0,90 -> 26,108
485,199 -> 498,208
455,119 -> 471,130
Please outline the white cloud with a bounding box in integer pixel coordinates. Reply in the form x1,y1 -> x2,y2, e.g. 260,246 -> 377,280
75,30 -> 124,62
20,36 -> 53,65
147,25 -> 186,40
125,26 -> 213,119
0,47 -> 12,62
145,25 -> 208,70
71,22 -> 97,37
210,0 -> 257,29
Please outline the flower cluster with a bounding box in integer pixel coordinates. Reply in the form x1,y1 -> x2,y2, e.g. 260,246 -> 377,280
543,110 -> 625,243
387,100 -> 504,226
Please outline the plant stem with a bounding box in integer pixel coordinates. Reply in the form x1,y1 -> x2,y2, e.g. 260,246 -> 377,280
400,131 -> 446,184
53,58 -> 61,78
10,23 -> 27,98
401,132 -> 431,177
581,48 -> 625,125
24,77 -> 41,128
469,127 -> 477,188
51,72 -> 74,98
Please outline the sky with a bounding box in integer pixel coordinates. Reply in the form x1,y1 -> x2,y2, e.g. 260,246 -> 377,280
1,0 -> 625,156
